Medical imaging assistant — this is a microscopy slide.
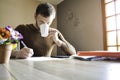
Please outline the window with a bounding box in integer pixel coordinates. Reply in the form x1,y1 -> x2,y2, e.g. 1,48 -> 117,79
102,0 -> 120,51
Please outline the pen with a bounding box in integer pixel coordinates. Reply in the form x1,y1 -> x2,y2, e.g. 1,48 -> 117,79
21,41 -> 27,47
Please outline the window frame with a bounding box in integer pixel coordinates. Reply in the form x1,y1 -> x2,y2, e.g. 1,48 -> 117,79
101,0 -> 120,51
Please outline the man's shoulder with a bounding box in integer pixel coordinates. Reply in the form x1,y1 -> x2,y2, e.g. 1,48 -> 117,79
15,24 -> 33,30
50,28 -> 59,31
50,28 -> 62,34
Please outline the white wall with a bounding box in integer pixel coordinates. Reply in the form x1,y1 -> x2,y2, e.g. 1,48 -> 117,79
57,0 -> 104,54
0,0 -> 41,28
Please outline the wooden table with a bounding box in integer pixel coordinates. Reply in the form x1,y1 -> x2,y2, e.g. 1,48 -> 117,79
1,57 -> 120,80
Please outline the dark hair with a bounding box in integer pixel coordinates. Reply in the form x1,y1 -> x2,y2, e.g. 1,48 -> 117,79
35,3 -> 56,18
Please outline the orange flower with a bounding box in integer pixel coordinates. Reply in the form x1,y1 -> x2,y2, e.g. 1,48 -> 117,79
0,27 -> 11,39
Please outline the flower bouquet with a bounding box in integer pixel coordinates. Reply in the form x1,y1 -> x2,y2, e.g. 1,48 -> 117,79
0,26 -> 23,63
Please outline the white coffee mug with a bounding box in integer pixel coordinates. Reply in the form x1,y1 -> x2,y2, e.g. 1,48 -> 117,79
39,24 -> 49,37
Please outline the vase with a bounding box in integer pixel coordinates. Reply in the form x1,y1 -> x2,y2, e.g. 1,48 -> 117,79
0,44 -> 13,64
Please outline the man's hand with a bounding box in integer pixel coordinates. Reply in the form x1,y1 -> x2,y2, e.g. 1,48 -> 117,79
48,28 -> 63,47
16,47 -> 34,59
47,28 -> 76,55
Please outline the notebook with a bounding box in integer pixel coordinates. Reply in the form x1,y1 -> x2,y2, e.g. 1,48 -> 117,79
70,51 -> 120,61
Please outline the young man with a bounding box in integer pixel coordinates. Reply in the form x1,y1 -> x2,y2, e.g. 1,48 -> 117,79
11,3 -> 76,58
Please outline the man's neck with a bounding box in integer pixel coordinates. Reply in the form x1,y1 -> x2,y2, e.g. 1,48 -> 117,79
33,23 -> 39,30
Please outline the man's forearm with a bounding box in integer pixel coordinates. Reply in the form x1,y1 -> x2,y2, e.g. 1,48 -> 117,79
57,31 -> 76,55
60,40 -> 76,55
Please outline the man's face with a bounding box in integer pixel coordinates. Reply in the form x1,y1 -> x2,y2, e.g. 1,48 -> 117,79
35,14 -> 54,28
